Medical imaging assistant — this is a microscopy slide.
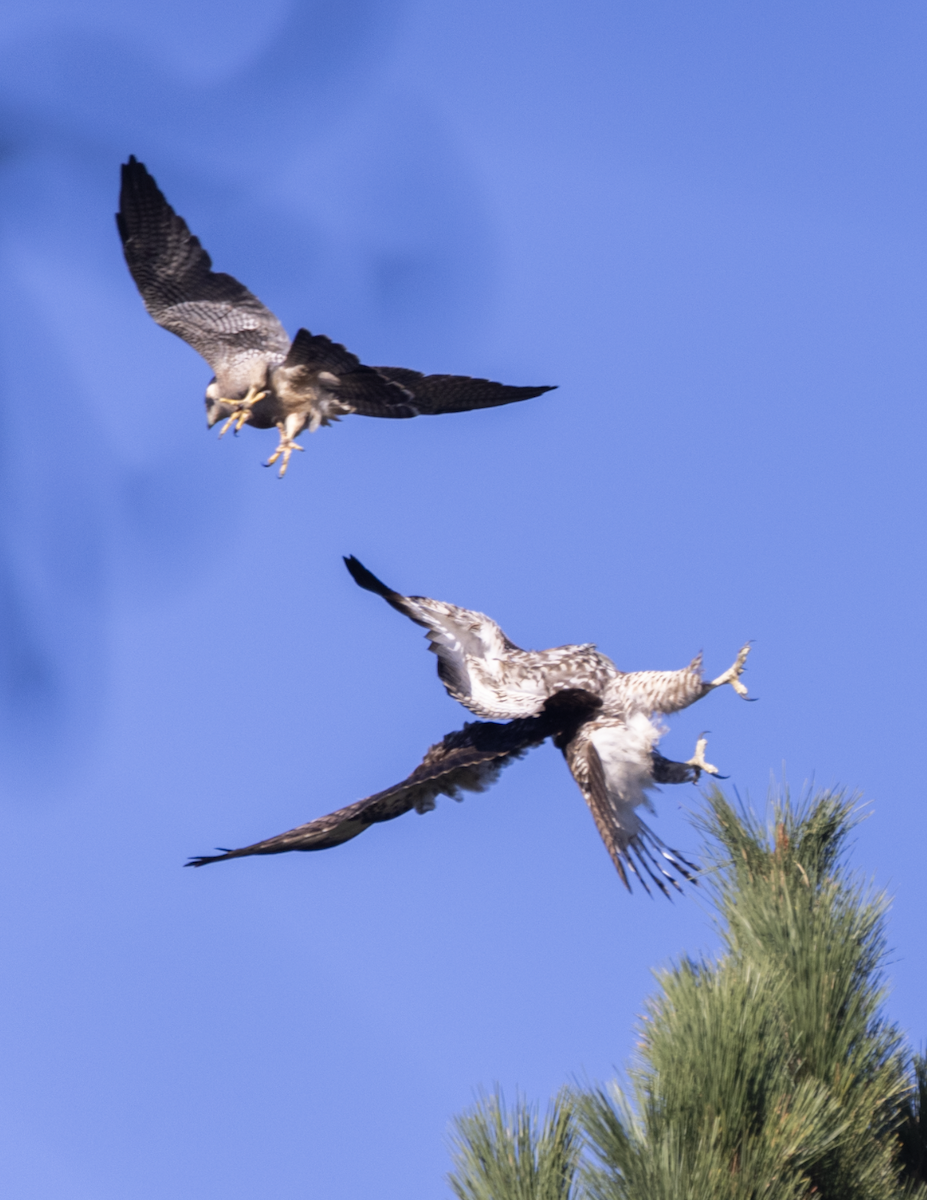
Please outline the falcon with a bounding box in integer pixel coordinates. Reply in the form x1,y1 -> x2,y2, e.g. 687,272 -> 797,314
187,559 -> 754,896
117,158 -> 555,476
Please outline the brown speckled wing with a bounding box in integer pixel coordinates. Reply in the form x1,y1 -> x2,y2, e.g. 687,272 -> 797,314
185,692 -> 601,868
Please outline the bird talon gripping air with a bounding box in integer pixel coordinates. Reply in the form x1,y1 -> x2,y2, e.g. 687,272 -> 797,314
117,157 -> 555,477
187,557 -> 753,895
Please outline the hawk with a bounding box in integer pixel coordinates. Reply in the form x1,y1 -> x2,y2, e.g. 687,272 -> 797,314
187,559 -> 753,896
117,158 -> 555,476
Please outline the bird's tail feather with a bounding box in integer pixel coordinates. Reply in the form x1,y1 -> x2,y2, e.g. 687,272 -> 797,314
624,823 -> 699,899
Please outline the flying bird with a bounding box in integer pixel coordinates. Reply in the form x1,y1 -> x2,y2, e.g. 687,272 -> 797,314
187,559 -> 753,895
117,157 -> 555,476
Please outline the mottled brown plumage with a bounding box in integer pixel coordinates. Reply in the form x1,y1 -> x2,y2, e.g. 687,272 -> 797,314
186,690 -> 604,867
343,557 -> 753,894
185,558 -> 750,891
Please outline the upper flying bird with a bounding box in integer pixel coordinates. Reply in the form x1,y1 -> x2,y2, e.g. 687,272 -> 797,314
187,559 -> 754,895
117,157 -> 554,476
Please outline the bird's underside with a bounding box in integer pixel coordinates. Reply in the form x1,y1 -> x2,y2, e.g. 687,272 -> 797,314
186,689 -> 706,894
118,157 -> 555,475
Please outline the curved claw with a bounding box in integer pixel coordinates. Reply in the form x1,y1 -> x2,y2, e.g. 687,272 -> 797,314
710,642 -> 752,698
686,734 -> 722,778
262,416 -> 308,478
217,385 -> 268,439
263,441 -> 305,478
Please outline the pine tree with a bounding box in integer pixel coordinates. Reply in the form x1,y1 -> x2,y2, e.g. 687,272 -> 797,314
448,1090 -> 581,1200
448,789 -> 925,1200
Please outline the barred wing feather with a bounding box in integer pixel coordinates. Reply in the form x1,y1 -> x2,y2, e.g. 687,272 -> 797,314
117,157 -> 290,390
344,556 -> 613,719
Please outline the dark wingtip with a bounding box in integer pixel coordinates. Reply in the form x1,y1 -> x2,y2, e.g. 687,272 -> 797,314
185,849 -> 234,868
343,555 -> 396,599
121,155 -> 146,181
507,384 -> 557,402
118,156 -> 158,244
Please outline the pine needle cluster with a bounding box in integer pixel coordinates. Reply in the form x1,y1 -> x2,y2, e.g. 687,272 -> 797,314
448,788 -> 925,1200
448,1091 -> 581,1200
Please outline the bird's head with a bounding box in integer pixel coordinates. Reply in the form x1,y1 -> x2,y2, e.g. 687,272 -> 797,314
204,379 -> 232,428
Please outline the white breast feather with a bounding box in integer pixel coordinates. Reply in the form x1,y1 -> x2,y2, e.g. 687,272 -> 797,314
588,713 -> 665,811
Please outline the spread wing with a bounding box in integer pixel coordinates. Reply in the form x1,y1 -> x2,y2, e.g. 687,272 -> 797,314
277,333 -> 555,419
186,690 -> 602,867
563,723 -> 698,897
117,157 -> 290,392
364,367 -> 555,417
344,556 -> 614,720
344,555 -> 543,718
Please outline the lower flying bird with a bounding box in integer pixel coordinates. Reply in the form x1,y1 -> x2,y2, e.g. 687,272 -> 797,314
187,559 -> 753,895
117,158 -> 554,476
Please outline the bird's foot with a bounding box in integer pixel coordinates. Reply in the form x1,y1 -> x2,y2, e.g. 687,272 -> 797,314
217,384 -> 268,438
264,421 -> 305,478
710,643 -> 752,698
686,734 -> 723,778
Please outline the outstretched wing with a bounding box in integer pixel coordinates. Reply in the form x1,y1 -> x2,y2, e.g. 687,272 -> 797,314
365,367 -> 555,417
344,556 -> 612,720
117,157 -> 290,392
563,722 -> 698,897
276,333 -> 555,419
186,690 -> 602,867
344,555 -> 547,718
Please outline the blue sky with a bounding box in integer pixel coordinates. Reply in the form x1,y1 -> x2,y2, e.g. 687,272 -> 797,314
0,1 -> 924,1196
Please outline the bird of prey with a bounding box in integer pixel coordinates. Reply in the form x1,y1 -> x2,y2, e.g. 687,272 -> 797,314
117,157 -> 555,476
187,559 -> 753,896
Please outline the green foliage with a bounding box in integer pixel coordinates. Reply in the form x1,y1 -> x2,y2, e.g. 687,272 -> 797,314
447,789 -> 926,1200
578,788 -> 920,1200
448,1090 -> 581,1200
898,1056 -> 927,1190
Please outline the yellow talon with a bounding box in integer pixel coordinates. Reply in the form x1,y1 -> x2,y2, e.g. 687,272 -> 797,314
217,385 -> 268,438
264,417 -> 306,478
686,735 -> 720,777
710,643 -> 751,698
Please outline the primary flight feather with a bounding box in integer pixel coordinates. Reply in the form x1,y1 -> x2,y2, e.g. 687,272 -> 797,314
117,157 -> 555,475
